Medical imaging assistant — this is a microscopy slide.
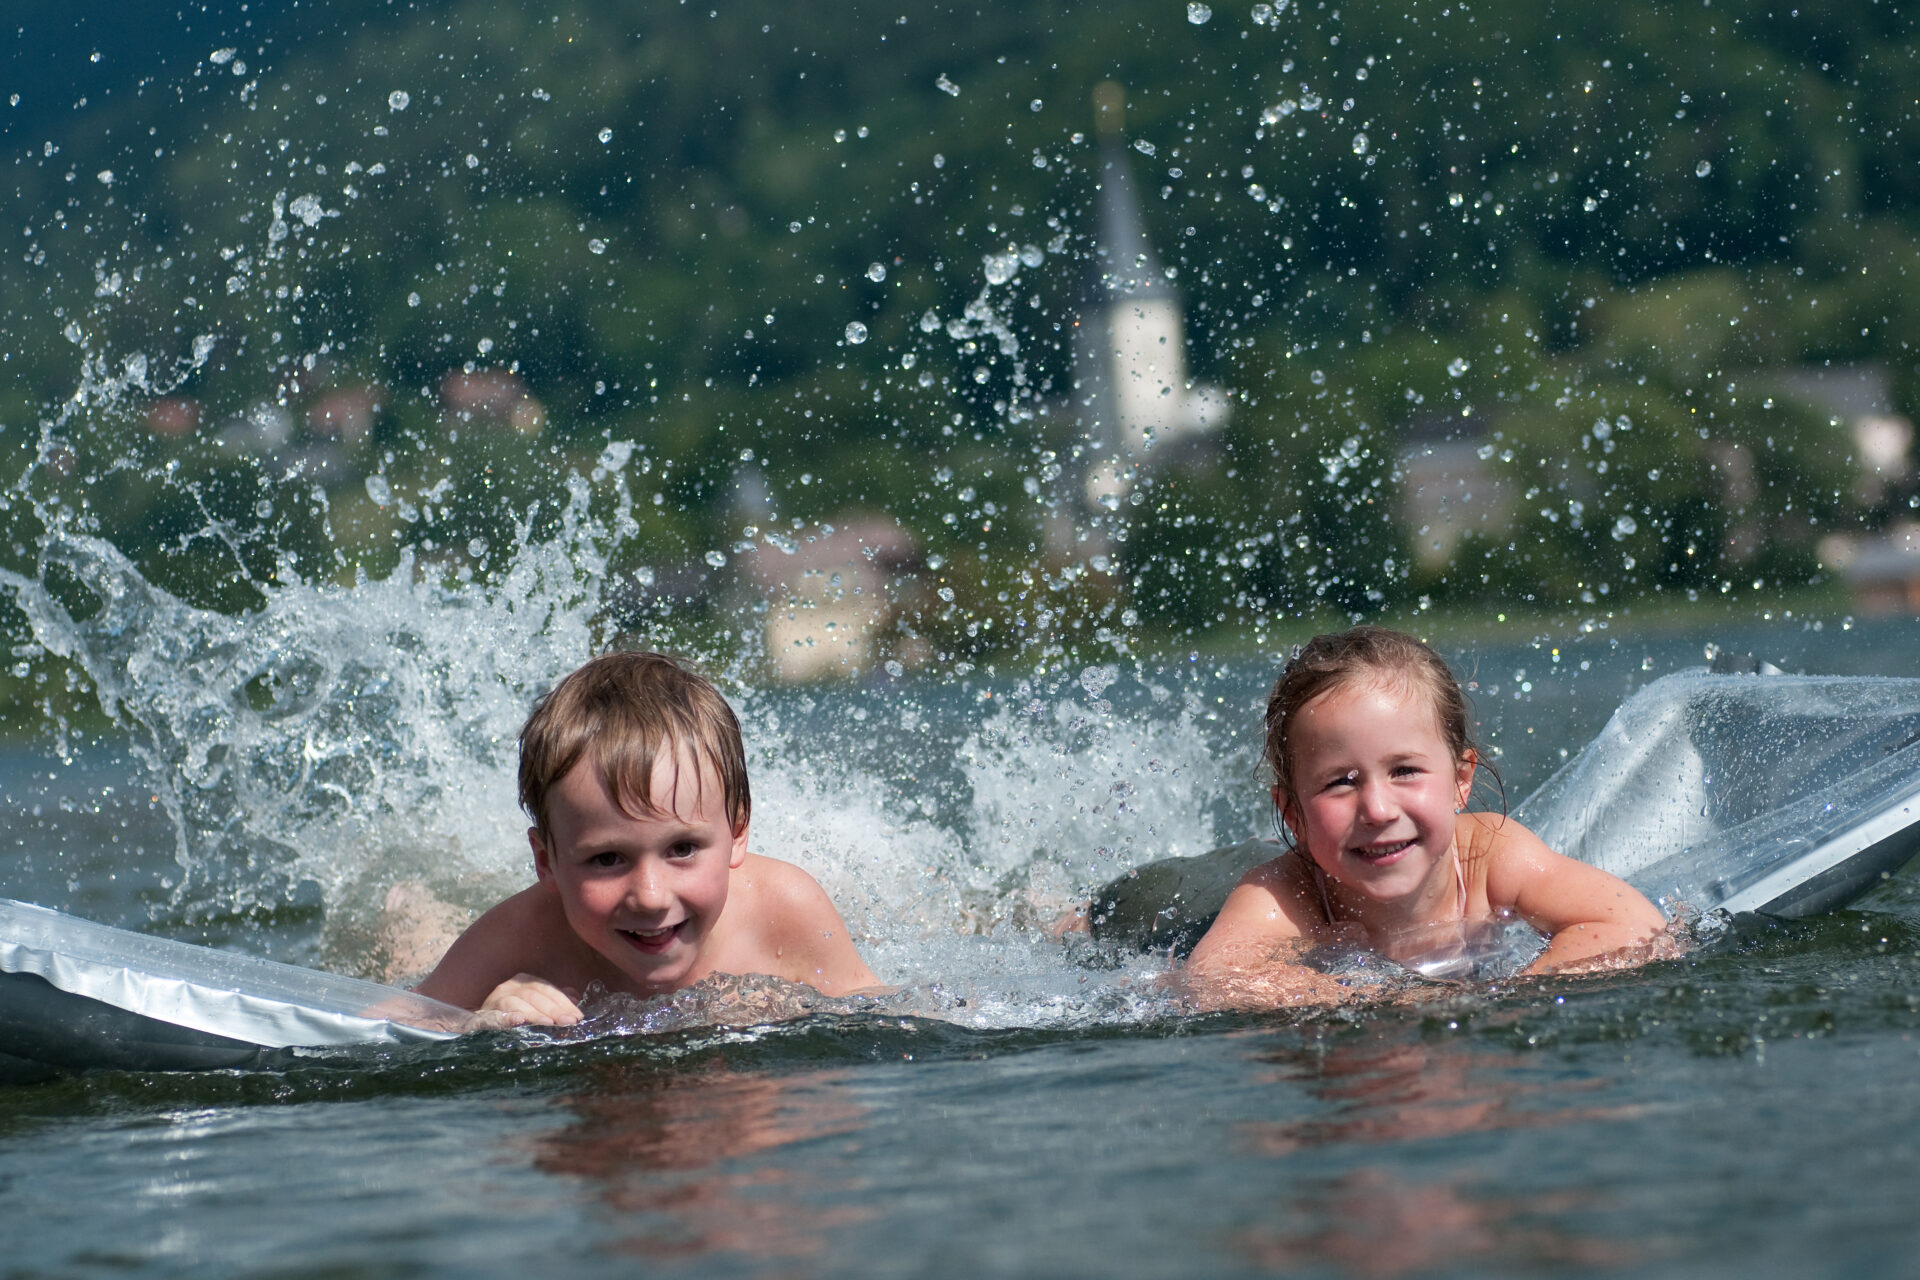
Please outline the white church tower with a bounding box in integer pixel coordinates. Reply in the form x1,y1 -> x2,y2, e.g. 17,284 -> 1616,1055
1072,81 -> 1229,516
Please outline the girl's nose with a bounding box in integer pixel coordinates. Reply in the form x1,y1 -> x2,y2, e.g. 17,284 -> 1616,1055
1358,778 -> 1399,823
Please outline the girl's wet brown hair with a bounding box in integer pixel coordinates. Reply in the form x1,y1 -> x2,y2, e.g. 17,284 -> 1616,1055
1263,625 -> 1494,829
519,651 -> 750,837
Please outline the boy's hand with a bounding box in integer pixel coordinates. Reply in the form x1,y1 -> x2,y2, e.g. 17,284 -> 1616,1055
478,973 -> 585,1026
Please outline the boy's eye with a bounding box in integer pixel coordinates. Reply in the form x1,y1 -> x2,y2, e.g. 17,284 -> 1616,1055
587,851 -> 623,868
668,841 -> 700,859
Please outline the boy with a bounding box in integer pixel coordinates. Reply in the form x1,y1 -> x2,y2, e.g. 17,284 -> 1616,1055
414,651 -> 878,1025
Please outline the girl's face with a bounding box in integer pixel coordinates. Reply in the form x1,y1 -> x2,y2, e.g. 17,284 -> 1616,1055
1279,676 -> 1476,918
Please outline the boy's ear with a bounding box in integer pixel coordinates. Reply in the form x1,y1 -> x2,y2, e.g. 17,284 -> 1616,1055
728,818 -> 749,870
529,827 -> 554,880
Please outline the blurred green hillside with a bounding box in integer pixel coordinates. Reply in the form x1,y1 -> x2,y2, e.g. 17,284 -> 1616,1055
3,0 -> 1917,681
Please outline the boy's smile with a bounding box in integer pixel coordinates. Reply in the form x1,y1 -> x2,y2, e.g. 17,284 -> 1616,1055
531,746 -> 748,995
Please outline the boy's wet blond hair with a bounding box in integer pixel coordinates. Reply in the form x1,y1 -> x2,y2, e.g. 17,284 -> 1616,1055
519,651 -> 750,836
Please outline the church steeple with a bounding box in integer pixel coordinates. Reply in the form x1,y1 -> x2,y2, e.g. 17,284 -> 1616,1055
1071,82 -> 1227,516
1086,82 -> 1173,305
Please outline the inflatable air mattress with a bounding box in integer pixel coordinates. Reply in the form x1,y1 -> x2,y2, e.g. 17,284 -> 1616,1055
0,898 -> 464,1079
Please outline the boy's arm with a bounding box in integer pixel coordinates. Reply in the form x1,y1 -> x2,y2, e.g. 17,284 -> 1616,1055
1479,818 -> 1668,972
739,857 -> 879,996
1182,862 -> 1352,1010
412,886 -> 586,1024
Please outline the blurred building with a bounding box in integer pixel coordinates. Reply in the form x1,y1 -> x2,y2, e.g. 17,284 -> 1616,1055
735,515 -> 921,682
439,368 -> 545,435
1398,411 -> 1511,572
1766,365 -> 1920,613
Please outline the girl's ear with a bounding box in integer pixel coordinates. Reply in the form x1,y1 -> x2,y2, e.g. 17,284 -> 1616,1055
1273,784 -> 1303,845
1454,749 -> 1478,811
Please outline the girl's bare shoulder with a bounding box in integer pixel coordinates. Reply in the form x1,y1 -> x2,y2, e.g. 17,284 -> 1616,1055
1210,852 -> 1329,938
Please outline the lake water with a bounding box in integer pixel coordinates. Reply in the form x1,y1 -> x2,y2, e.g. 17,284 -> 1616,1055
9,5 -> 1920,1272
6,616 -> 1920,1278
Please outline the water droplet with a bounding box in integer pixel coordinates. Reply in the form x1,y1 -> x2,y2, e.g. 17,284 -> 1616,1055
1133,138 -> 1156,157
365,475 -> 392,506
936,74 -> 960,97
901,352 -> 918,369
1188,2 -> 1213,22
789,221 -> 803,233
588,238 -> 607,255
1695,160 -> 1712,177
1030,98 -> 1044,112
844,321 -> 869,344
289,194 -> 327,226
983,252 -> 1019,285
1252,3 -> 1275,24
598,127 -> 613,144
1351,132 -> 1368,156
1447,357 -> 1470,377
388,90 -> 410,112
96,170 -> 113,185
1584,195 -> 1599,212
1612,515 -> 1638,541
704,550 -> 728,568
407,291 -> 421,307
866,262 -> 887,282
1448,192 -> 1465,207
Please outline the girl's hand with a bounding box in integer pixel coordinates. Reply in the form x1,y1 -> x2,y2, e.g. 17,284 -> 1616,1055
477,973 -> 585,1026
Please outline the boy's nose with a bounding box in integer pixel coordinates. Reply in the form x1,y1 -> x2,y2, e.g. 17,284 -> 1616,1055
625,864 -> 673,912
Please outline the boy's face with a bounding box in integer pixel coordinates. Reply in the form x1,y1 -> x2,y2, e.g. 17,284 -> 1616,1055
531,746 -> 748,995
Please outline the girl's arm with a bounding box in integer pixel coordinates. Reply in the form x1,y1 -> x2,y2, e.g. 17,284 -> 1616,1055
1182,861 -> 1354,1010
1475,816 -> 1668,972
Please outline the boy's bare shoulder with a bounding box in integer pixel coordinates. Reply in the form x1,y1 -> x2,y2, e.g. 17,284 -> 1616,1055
720,853 -> 876,994
412,881 -> 584,1008
726,853 -> 848,934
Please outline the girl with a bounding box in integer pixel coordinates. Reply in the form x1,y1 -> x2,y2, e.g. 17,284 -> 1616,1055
1184,626 -> 1667,1008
